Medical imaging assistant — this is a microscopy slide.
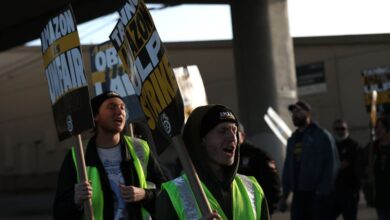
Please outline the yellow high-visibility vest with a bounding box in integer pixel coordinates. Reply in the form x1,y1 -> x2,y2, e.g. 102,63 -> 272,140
162,174 -> 265,220
71,136 -> 151,220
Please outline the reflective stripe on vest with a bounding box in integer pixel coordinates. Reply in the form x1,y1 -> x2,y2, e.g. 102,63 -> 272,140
236,174 -> 257,218
162,174 -> 264,220
71,136 -> 151,220
123,136 -> 150,184
165,176 -> 201,219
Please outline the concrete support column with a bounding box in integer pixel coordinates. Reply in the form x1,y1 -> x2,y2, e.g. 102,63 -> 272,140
230,0 -> 297,171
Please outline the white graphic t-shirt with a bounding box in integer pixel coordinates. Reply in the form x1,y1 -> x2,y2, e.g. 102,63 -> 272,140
97,145 -> 129,220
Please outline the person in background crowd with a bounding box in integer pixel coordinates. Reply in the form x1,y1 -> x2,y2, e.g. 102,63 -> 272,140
238,122 -> 282,215
53,91 -> 166,220
367,116 -> 390,220
279,100 -> 340,220
156,104 -> 270,219
330,119 -> 360,220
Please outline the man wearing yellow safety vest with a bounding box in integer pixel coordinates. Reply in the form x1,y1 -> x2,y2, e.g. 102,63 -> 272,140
156,104 -> 270,220
53,91 -> 166,220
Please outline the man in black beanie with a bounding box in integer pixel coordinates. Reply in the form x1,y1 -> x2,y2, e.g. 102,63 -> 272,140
156,104 -> 270,220
53,91 -> 166,220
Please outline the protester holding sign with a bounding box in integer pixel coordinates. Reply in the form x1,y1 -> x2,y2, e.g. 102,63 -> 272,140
53,91 -> 166,220
156,104 -> 270,220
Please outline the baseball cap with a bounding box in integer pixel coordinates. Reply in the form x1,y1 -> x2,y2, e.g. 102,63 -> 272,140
288,100 -> 312,112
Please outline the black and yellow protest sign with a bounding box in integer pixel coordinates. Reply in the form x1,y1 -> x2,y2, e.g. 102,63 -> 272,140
90,41 -> 144,123
40,6 -> 95,219
109,0 -> 184,154
362,65 -> 390,114
109,1 -> 214,216
40,5 -> 94,141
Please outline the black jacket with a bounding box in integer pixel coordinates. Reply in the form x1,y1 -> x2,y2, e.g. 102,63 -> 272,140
156,105 -> 270,219
53,135 -> 166,220
238,141 -> 282,214
373,142 -> 390,209
334,137 -> 360,192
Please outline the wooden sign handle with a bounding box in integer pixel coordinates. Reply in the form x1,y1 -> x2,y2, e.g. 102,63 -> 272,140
75,134 -> 94,220
171,135 -> 213,218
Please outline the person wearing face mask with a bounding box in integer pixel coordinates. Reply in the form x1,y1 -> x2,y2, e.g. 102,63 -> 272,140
279,101 -> 340,220
330,119 -> 361,220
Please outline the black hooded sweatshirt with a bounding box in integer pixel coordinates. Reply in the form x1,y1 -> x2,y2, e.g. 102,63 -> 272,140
156,105 -> 270,219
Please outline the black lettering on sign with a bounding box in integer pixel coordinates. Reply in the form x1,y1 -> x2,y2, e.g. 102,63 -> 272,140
41,9 -> 76,53
126,2 -> 154,55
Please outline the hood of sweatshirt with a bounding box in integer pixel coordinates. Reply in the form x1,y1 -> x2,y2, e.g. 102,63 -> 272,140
182,104 -> 240,189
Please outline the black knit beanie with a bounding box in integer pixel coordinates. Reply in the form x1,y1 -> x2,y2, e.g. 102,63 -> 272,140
200,105 -> 238,138
91,91 -> 124,116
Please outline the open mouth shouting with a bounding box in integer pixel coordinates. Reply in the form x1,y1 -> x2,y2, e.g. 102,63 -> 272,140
223,146 -> 235,158
114,117 -> 124,126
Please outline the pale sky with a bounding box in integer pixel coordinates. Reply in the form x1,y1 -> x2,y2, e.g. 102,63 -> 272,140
288,0 -> 390,37
27,1 -> 390,46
